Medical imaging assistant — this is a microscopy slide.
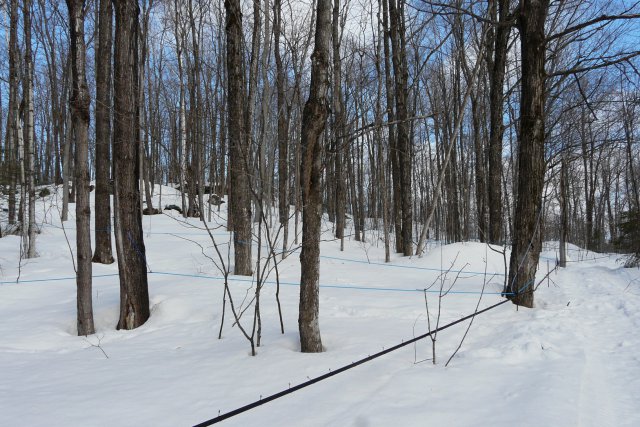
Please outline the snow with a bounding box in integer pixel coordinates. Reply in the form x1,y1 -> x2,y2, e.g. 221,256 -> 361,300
1,185 -> 639,426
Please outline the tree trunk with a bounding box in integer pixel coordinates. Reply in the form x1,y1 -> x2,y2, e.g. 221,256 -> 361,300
471,87 -> 488,241
174,1 -> 188,217
487,0 -> 510,244
388,0 -> 412,256
299,0 -> 331,353
67,0 -> 95,335
93,0 -> 115,264
381,0 -> 402,253
140,1 -> 155,215
274,0 -> 290,255
559,154 -> 569,267
332,0 -> 346,242
113,0 -> 150,329
24,0 -> 36,258
375,2 -> 391,262
6,0 -> 18,226
506,0 -> 549,308
61,96 -> 72,222
187,0 -> 204,221
225,0 -> 253,275
245,0 -> 261,225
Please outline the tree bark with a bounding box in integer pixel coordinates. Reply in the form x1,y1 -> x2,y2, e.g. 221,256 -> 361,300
381,0 -> 402,253
140,1 -> 156,216
274,0 -> 290,255
506,0 -> 549,308
113,0 -> 150,329
6,0 -> 18,226
225,0 -> 252,275
174,1 -> 188,217
23,0 -> 36,258
93,0 -> 115,264
5,0 -> 19,224
471,86 -> 488,241
299,0 -> 331,353
332,0 -> 346,242
559,154 -> 568,267
388,0 -> 413,256
487,0 -> 510,244
67,0 -> 95,335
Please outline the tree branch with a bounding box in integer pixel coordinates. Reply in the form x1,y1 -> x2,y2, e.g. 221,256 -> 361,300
546,13 -> 640,42
547,51 -> 640,77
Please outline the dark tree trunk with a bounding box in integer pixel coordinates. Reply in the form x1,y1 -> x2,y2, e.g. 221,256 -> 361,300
299,0 -> 331,353
140,2 -> 156,216
487,0 -> 510,244
93,0 -> 115,264
559,154 -> 569,267
6,0 -> 18,226
332,0 -> 346,243
471,88 -> 488,241
506,0 -> 549,308
113,0 -> 150,329
382,0 -> 402,253
225,0 -> 252,276
67,0 -> 95,336
388,0 -> 413,256
274,0 -> 289,245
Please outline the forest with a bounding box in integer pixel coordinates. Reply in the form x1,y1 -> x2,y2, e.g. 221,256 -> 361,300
0,0 -> 639,350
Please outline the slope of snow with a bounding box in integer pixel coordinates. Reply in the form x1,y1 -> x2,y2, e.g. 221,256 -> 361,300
0,186 -> 638,426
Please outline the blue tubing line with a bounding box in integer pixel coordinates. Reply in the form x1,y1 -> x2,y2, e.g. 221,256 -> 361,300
0,273 -> 119,285
150,271 -> 509,295
1,271 -> 511,295
319,254 -> 507,277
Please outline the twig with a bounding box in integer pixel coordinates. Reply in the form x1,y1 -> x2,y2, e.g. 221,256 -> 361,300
84,334 -> 109,359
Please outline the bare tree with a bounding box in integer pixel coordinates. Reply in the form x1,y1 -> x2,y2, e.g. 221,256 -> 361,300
299,0 -> 331,353
5,0 -> 18,227
388,0 -> 413,256
23,0 -> 36,258
487,0 -> 511,244
274,0 -> 290,256
331,0 -> 346,246
93,0 -> 115,264
505,0 -> 548,308
225,0 -> 252,276
113,0 -> 150,329
66,0 -> 94,335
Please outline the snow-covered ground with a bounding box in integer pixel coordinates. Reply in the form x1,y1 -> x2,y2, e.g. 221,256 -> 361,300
1,186 -> 639,426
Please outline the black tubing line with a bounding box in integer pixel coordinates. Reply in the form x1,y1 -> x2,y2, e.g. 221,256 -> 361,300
193,298 -> 510,426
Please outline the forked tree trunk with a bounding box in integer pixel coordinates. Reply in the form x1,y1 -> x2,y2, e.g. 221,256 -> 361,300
381,0 -> 402,253
113,0 -> 150,329
67,0 -> 94,335
506,0 -> 549,308
299,0 -> 331,353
